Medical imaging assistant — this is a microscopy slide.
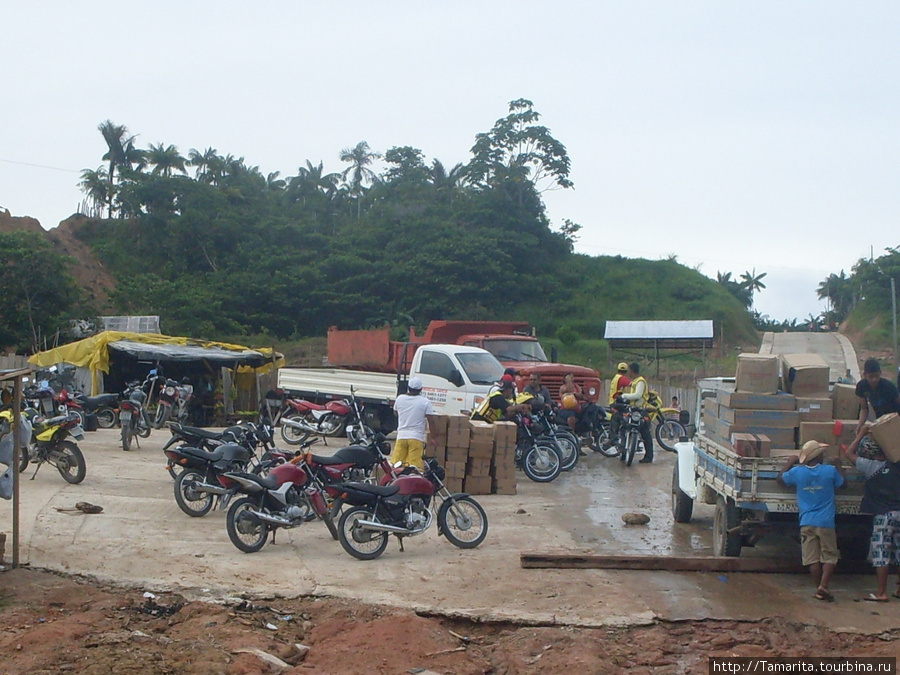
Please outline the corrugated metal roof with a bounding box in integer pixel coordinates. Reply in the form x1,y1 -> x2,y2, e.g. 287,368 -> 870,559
101,316 -> 160,334
604,320 -> 714,340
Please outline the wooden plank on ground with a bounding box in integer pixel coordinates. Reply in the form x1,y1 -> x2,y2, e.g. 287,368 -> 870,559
520,553 -> 874,574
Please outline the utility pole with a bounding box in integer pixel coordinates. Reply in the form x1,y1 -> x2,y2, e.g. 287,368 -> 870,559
892,277 -> 898,371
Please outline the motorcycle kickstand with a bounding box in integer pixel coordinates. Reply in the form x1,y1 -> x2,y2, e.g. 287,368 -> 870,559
29,462 -> 42,481
396,535 -> 405,552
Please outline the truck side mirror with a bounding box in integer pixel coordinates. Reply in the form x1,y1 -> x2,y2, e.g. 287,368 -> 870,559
448,369 -> 464,387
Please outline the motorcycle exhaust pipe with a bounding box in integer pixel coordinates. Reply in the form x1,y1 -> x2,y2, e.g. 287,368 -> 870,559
355,519 -> 413,535
193,482 -> 228,496
281,417 -> 318,433
254,511 -> 294,526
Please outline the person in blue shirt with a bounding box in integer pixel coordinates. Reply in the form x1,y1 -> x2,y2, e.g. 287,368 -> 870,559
778,440 -> 845,602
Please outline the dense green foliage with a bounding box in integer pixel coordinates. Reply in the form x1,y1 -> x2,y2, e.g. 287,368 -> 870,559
11,100 -> 758,354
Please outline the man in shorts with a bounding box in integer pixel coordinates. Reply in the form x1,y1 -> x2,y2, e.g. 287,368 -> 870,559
844,425 -> 900,602
778,440 -> 845,601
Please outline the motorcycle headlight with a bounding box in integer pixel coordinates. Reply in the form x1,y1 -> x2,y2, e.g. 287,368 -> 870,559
630,411 -> 642,422
165,386 -> 176,396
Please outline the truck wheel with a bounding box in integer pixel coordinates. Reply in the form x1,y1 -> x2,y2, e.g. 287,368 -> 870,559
713,496 -> 742,557
671,463 -> 694,523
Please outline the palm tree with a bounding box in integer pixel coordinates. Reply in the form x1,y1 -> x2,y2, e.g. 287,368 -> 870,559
739,269 -> 767,309
429,160 -> 467,199
98,120 -> 138,214
78,167 -> 110,217
146,143 -> 187,177
188,147 -> 222,183
716,271 -> 733,284
340,141 -> 380,218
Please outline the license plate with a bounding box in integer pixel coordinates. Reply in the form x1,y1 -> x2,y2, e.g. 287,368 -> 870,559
72,425 -> 85,440
120,411 -> 132,422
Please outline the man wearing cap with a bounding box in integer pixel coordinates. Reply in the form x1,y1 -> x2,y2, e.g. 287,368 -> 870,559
608,362 -> 631,406
844,425 -> 900,602
389,377 -> 436,470
855,358 -> 900,435
471,377 -> 531,423
778,440 -> 845,601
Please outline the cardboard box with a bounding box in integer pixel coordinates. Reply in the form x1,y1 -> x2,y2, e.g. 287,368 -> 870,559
799,420 -> 858,456
466,457 -> 492,476
444,476 -> 464,493
722,422 -> 794,448
869,413 -> 900,462
831,383 -> 861,420
795,397 -> 833,422
467,439 -> 494,459
491,477 -> 517,495
730,432 -> 771,457
447,416 -> 471,447
735,353 -> 781,394
445,445 -> 469,464
718,408 -> 799,428
717,390 -> 796,411
444,460 -> 467,479
781,353 -> 830,397
464,476 -> 492,495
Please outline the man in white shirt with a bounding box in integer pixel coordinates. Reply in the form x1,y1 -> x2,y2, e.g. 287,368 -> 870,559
389,377 -> 436,470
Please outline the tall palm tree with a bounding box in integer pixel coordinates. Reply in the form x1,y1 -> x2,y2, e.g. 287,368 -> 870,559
98,120 -> 138,214
146,143 -> 187,177
340,141 -> 380,218
739,269 -> 767,309
78,167 -> 110,217
188,147 -> 222,184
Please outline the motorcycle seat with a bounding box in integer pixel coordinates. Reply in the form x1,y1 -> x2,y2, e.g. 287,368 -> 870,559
343,482 -> 400,497
169,423 -> 226,440
330,446 -> 377,467
80,393 -> 119,408
293,400 -> 327,411
178,446 -> 227,463
226,471 -> 278,490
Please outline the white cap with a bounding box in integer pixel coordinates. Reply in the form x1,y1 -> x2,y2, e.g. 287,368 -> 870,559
408,377 -> 424,391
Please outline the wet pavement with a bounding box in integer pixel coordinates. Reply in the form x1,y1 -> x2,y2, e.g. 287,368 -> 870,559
2,429 -> 898,633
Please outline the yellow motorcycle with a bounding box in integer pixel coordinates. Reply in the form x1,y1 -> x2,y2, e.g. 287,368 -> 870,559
645,391 -> 687,452
9,409 -> 87,484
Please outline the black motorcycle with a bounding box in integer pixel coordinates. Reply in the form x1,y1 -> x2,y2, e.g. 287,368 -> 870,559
163,421 -> 257,479
120,381 -> 152,451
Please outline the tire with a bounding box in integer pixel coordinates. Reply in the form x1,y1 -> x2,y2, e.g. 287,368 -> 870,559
167,460 -> 184,480
121,424 -> 133,452
671,463 -> 694,523
68,410 -> 85,427
280,413 -> 311,445
439,496 -> 488,549
18,444 -> 33,473
713,495 -> 743,557
338,506 -> 389,560
153,404 -> 170,429
52,441 -> 86,484
625,432 -> 637,467
655,418 -> 686,453
95,407 -> 117,429
226,497 -> 270,553
137,411 -> 152,438
590,424 -> 619,457
554,430 -> 580,471
521,441 -> 562,483
174,470 -> 215,517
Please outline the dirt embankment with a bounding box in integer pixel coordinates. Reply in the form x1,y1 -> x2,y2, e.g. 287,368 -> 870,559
1,568 -> 899,675
0,211 -> 117,310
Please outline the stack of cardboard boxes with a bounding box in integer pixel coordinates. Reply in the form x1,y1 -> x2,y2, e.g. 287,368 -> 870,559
704,352 -> 862,460
425,415 -> 517,495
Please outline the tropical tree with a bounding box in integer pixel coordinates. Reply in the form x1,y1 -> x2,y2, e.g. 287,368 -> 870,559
467,98 -> 573,194
78,167 -> 110,218
739,269 -> 767,309
97,120 -> 135,214
188,147 -> 224,184
340,141 -> 380,218
716,270 -> 752,308
146,143 -> 187,177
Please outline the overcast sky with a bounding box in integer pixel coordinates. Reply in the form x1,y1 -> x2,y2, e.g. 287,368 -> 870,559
3,2 -> 898,324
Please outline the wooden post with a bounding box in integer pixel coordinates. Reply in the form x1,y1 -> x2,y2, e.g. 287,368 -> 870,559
12,374 -> 22,568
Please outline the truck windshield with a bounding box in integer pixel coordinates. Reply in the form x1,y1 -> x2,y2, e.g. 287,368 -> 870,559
457,353 -> 505,385
483,339 -> 548,362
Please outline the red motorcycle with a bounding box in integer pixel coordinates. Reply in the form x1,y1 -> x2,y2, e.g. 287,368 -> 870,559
279,386 -> 373,446
335,457 -> 488,560
222,434 -> 397,552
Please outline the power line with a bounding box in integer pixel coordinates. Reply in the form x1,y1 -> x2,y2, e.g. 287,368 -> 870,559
0,158 -> 80,173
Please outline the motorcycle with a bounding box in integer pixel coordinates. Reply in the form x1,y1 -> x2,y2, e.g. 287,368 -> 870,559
280,385 -> 373,446
530,406 -> 580,472
57,388 -> 120,429
163,421 -> 257,479
120,381 -> 152,451
611,400 -> 651,467
14,410 -> 86,484
645,391 -> 688,452
513,411 -> 563,483
335,456 -> 488,561
223,433 -> 398,551
153,377 -> 193,428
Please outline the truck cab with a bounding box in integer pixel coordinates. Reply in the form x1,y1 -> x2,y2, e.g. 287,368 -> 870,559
410,344 -> 504,416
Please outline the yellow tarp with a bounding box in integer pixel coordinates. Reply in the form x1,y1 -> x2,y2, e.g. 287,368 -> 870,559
28,331 -> 284,395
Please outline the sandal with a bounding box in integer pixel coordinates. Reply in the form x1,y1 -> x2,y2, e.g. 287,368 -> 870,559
814,588 -> 834,602
862,593 -> 889,603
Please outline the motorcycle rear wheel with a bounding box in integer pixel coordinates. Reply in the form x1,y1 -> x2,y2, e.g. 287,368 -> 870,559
280,412 -> 311,445
51,441 -> 86,484
95,407 -> 117,429
137,412 -> 152,438
153,404 -> 170,429
554,429 -> 580,471
318,412 -> 347,437
439,496 -> 488,549
121,424 -> 134,452
18,444 -> 33,473
521,441 -> 562,483
590,423 -> 620,457
338,506 -> 389,560
227,497 -> 270,553
174,469 -> 215,517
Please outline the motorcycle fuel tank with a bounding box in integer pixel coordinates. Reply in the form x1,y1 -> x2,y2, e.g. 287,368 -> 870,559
270,462 -> 309,488
392,472 -> 434,496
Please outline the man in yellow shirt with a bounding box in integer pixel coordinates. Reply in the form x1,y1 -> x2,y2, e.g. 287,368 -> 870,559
608,362 -> 631,406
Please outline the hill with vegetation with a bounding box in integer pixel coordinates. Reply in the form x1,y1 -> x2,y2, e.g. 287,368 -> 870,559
1,101 -> 759,362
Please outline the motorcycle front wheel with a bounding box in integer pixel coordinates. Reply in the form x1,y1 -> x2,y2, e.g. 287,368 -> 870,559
655,418 -> 686,452
280,412 -> 311,445
554,429 -> 580,471
521,441 -> 562,483
625,433 -> 638,467
226,497 -> 270,553
174,469 -> 214,517
153,404 -> 170,429
50,440 -> 86,484
439,496 -> 488,549
95,407 -> 117,429
137,411 -> 152,438
338,506 -> 389,560
590,423 -> 620,457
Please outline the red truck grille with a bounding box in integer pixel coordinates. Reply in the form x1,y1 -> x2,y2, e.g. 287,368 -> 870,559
537,373 -> 603,404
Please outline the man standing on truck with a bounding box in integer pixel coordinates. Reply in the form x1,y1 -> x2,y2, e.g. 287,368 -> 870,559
855,358 -> 900,434
608,362 -> 631,406
619,363 -> 655,464
777,440 -> 844,602
844,425 -> 900,603
389,377 -> 436,470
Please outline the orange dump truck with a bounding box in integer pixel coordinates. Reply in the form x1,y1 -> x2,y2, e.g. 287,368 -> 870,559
327,321 -> 602,403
